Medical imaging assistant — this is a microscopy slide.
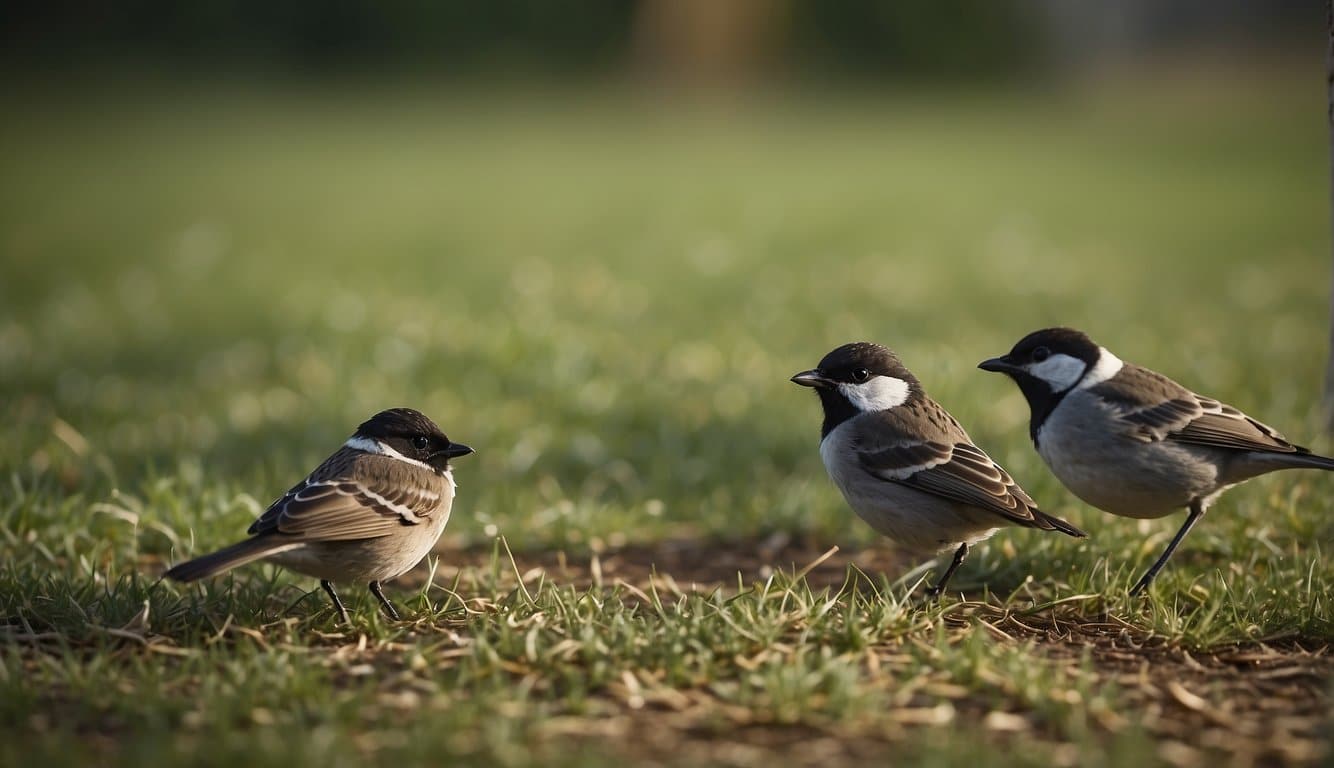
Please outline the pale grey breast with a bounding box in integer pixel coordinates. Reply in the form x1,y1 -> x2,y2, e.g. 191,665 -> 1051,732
1037,388 -> 1219,519
819,415 -> 1001,554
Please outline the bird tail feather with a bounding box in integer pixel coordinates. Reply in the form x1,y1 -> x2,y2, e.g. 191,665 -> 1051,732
1035,510 -> 1087,539
163,537 -> 292,582
1252,450 -> 1334,473
1280,453 -> 1334,472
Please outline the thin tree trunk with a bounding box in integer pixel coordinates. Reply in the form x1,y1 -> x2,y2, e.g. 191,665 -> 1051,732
1326,0 -> 1334,430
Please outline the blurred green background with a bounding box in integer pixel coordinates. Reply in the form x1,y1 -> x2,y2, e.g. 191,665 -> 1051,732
0,0 -> 1327,557
3,6 -> 1332,766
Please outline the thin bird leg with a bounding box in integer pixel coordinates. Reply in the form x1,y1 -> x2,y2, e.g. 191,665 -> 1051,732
926,542 -> 969,598
368,581 -> 401,621
1130,500 -> 1206,597
321,580 -> 351,625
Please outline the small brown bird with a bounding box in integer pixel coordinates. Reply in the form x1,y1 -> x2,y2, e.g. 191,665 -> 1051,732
164,408 -> 473,622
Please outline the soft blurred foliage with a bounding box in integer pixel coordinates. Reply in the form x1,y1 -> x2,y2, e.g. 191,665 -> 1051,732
0,0 -> 1312,81
4,1 -> 637,76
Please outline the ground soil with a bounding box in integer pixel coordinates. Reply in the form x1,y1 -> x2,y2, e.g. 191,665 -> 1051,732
415,537 -> 1333,768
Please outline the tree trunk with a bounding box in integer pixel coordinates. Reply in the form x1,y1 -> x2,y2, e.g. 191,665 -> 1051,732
1326,0 -> 1334,430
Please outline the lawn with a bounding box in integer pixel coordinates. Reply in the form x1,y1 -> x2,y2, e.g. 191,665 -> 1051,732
1,71 -> 1331,767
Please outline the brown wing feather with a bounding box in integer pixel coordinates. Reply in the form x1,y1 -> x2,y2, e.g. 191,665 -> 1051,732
889,443 -> 1044,526
247,448 -> 447,542
858,440 -> 953,473
1170,409 -> 1301,454
857,398 -> 1082,534
1092,365 -> 1303,454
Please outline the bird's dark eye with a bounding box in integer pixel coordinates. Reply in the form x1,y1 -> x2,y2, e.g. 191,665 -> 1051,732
1031,346 -> 1051,362
851,368 -> 870,383
411,436 -> 430,451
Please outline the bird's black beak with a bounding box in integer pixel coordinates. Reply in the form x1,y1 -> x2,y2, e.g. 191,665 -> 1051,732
440,442 -> 475,459
978,356 -> 1018,374
790,369 -> 831,389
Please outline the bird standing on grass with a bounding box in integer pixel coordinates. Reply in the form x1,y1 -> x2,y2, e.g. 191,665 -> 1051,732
791,342 -> 1085,596
164,408 -> 473,623
979,327 -> 1334,595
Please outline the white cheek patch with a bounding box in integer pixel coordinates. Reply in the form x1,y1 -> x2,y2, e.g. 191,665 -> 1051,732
1026,353 -> 1086,392
836,375 -> 910,412
344,436 -> 436,472
1077,347 -> 1123,389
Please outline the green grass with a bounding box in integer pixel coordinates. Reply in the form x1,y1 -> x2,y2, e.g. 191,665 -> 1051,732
2,72 -> 1332,766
